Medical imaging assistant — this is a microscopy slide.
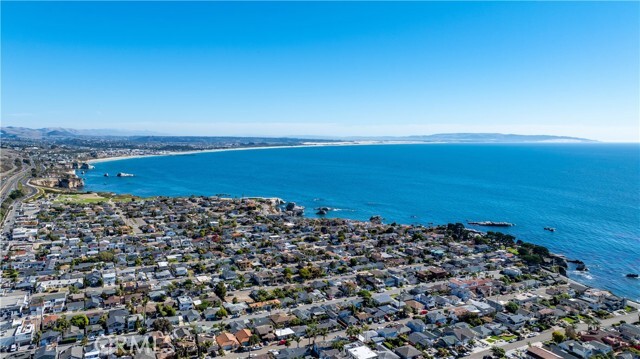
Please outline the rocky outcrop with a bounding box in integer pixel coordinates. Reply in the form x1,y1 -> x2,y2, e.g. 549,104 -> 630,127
59,177 -> 84,189
282,202 -> 304,216
71,162 -> 94,170
32,175 -> 84,189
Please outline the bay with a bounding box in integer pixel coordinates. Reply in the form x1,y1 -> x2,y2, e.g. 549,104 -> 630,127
84,143 -> 640,300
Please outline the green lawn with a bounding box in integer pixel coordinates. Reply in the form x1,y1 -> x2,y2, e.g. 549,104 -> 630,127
490,334 -> 517,342
55,194 -> 109,204
54,193 -> 140,204
563,317 -> 576,324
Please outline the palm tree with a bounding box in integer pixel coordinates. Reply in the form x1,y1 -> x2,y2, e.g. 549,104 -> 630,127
306,324 -> 317,346
142,297 -> 149,321
247,334 -> 260,359
320,328 -> 328,342
345,326 -> 361,338
294,336 -> 301,348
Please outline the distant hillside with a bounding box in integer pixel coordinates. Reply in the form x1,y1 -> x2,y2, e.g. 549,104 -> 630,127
1,126 -> 596,143
0,126 -> 163,139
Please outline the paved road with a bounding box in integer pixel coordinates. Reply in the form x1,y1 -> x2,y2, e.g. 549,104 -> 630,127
0,166 -> 29,202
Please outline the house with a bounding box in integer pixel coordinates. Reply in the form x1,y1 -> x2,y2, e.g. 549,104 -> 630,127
86,324 -> 104,338
394,345 -> 422,359
216,332 -> 240,351
618,323 -> 640,341
372,294 -> 394,306
275,328 -> 295,339
34,346 -> 58,359
235,329 -> 252,346
525,346 -> 562,359
127,314 -> 143,331
59,346 -> 83,359
102,272 -> 116,286
254,325 -> 275,341
406,319 -> 426,333
503,267 -> 522,277
14,319 -> 36,345
106,314 -> 126,334
407,332 -> 433,348
559,340 -> 594,359
346,343 -> 378,359
377,327 -> 398,339
426,310 -> 447,325
177,296 -> 194,311
495,312 -> 528,331
39,330 -> 62,346
63,325 -> 84,341
183,310 -> 201,323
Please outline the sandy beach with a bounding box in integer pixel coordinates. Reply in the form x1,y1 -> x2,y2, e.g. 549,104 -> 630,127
86,140 -> 424,164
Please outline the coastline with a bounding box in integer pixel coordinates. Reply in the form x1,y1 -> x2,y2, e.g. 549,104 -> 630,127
86,140 -> 620,164
82,144 -> 640,302
86,140 -> 423,164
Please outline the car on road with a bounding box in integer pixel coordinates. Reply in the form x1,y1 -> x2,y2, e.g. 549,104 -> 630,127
9,344 -> 18,352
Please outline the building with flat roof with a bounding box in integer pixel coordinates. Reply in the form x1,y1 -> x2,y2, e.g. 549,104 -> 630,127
346,344 -> 378,359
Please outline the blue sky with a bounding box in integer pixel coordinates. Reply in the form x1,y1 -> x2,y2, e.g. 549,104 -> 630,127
2,1 -> 639,141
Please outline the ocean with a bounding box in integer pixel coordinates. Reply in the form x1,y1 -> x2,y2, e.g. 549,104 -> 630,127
83,143 -> 640,300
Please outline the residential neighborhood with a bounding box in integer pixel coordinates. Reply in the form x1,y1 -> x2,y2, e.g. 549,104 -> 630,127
1,193 -> 639,359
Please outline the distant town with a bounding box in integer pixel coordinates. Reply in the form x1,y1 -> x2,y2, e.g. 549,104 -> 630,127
1,133 -> 638,359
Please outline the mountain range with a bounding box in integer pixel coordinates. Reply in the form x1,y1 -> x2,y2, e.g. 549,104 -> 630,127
0,126 -> 596,143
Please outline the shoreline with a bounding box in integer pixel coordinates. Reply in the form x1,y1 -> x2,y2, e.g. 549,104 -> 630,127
86,140 -> 425,164
81,144 -> 639,302
85,140 -> 611,164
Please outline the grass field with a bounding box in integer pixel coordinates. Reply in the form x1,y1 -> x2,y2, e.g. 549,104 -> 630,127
53,192 -> 140,204
55,193 -> 110,204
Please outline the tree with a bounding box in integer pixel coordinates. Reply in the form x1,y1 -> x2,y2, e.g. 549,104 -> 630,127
70,315 -> 89,329
320,328 -> 328,341
299,267 -> 312,280
307,324 -> 317,346
216,307 -> 228,318
68,285 -> 80,294
565,325 -> 578,340
54,316 -> 70,332
505,301 -> 519,314
552,330 -> 565,344
346,326 -> 361,338
96,251 -> 115,263
491,346 -> 505,358
214,282 -> 227,299
152,318 -> 173,333
249,335 -> 260,347
283,267 -> 293,282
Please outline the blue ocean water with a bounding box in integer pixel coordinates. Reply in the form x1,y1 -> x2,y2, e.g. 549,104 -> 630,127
84,144 -> 640,300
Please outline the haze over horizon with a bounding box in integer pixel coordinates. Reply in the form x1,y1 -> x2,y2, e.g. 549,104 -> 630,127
2,2 -> 639,142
